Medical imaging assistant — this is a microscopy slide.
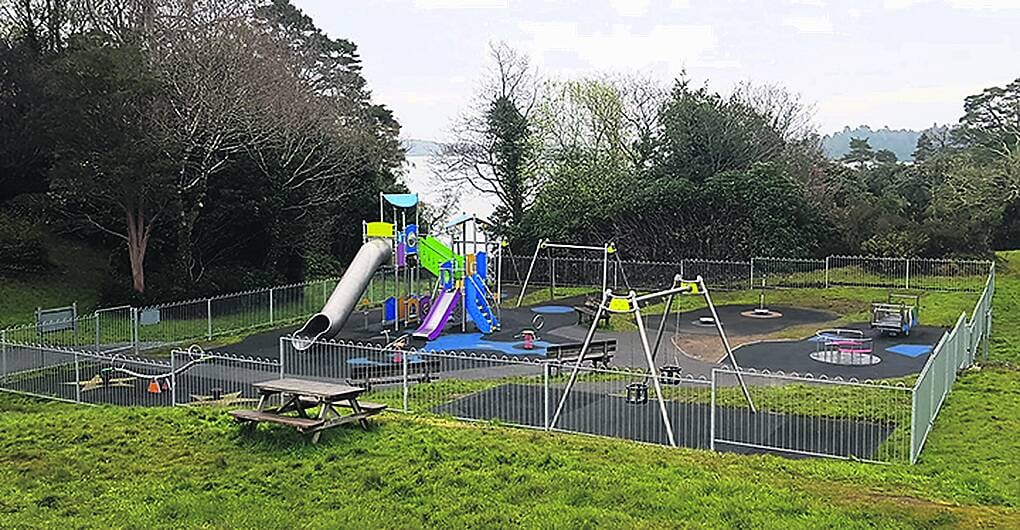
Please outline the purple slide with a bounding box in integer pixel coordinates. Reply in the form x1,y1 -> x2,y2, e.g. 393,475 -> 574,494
413,288 -> 461,340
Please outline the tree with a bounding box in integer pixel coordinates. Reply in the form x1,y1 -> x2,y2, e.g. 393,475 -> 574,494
840,137 -> 875,166
649,76 -> 800,183
46,36 -> 170,293
437,42 -> 539,237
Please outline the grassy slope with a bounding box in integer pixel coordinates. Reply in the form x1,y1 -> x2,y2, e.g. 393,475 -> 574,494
0,253 -> 1017,528
0,237 -> 109,328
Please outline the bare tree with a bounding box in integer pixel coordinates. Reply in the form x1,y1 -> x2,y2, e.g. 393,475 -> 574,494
436,42 -> 540,232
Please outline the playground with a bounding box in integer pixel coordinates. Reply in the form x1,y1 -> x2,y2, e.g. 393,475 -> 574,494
0,191 -> 995,465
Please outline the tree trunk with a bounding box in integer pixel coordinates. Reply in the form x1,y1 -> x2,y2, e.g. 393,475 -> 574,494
126,209 -> 150,293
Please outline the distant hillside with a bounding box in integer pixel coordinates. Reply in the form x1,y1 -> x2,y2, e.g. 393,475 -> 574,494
401,139 -> 445,157
822,126 -> 929,162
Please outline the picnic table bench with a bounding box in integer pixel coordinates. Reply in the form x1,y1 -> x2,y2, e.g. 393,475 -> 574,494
543,339 -> 616,375
347,356 -> 440,390
230,378 -> 386,443
574,302 -> 611,328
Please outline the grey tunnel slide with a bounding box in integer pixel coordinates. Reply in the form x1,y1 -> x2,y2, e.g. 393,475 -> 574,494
293,238 -> 392,350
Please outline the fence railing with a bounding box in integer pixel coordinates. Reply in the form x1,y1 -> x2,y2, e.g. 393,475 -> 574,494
504,253 -> 992,294
3,254 -> 993,355
909,264 -> 994,462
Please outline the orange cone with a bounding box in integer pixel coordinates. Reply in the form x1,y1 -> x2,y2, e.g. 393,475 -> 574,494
147,379 -> 161,394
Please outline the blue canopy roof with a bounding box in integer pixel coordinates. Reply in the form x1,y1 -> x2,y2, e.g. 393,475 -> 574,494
382,193 -> 418,208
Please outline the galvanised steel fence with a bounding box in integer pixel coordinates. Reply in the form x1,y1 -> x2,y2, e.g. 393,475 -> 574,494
505,253 -> 992,295
0,341 -> 280,408
909,264 -> 994,463
3,254 -> 992,354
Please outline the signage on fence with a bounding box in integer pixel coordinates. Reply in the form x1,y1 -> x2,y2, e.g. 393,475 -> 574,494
35,303 -> 76,335
139,309 -> 161,326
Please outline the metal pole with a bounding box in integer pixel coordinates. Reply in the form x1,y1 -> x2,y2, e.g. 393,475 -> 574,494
94,310 -> 101,352
170,349 -> 177,407
496,240 -> 503,304
602,245 -> 609,296
543,362 -> 550,430
634,294 -> 677,447
516,240 -> 544,308
701,276 -> 756,412
710,369 -> 717,452
74,350 -> 81,403
749,258 -> 755,290
132,307 -> 139,355
825,256 -> 831,288
279,336 -> 286,380
269,287 -> 274,325
402,346 -> 409,412
550,290 -> 608,429
206,298 -> 212,340
549,251 -> 555,301
905,258 -> 911,290
1,330 -> 6,383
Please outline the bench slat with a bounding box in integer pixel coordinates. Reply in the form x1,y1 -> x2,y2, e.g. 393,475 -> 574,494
229,410 -> 325,429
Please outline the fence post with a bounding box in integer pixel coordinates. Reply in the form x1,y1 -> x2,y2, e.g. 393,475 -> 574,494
825,256 -> 831,288
910,388 -> 918,464
749,258 -> 755,290
543,362 -> 550,430
905,258 -> 911,290
74,350 -> 81,404
206,298 -> 212,341
94,311 -> 100,353
278,336 -> 286,380
709,370 -> 717,452
170,349 -> 177,407
132,307 -> 139,355
1,330 -> 6,382
402,347 -> 409,412
269,287 -> 274,325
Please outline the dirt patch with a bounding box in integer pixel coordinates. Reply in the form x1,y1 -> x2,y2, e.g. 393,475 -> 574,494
671,318 -> 844,363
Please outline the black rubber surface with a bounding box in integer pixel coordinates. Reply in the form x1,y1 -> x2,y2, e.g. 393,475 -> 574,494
732,323 -> 943,379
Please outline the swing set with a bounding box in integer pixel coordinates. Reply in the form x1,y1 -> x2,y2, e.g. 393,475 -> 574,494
548,274 -> 756,448
515,239 -> 630,308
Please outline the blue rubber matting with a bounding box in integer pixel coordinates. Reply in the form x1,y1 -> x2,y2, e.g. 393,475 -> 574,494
885,344 -> 932,358
426,332 -> 550,356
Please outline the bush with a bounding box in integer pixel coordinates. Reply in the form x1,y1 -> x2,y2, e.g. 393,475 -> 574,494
0,213 -> 50,277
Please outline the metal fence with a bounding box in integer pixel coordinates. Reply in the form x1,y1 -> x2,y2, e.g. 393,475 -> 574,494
909,264 -> 994,462
506,253 -> 992,295
0,341 -> 280,408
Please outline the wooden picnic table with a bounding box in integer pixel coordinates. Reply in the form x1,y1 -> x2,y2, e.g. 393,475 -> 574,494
230,378 -> 386,443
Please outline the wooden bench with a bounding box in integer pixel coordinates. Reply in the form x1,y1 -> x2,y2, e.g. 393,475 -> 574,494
348,358 -> 440,391
229,409 -> 324,431
230,378 -> 385,443
573,304 -> 611,328
544,339 -> 616,375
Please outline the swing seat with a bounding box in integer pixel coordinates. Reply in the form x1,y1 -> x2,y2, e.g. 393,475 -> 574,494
625,382 -> 648,404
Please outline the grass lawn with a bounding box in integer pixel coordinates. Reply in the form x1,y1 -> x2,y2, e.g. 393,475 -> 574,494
0,237 -> 109,328
0,253 -> 1016,528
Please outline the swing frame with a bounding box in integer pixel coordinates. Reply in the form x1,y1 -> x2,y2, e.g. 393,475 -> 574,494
515,239 -> 626,308
547,274 -> 757,447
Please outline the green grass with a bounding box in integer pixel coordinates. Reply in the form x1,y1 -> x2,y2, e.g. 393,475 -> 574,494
0,236 -> 109,328
0,371 -> 1018,528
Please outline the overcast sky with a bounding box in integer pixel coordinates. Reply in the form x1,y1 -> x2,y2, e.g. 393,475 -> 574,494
294,0 -> 1019,141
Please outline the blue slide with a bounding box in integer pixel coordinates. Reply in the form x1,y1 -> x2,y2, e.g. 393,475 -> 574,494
465,273 -> 499,334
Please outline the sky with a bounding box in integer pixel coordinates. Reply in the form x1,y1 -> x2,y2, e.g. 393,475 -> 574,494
293,0 -> 1018,142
